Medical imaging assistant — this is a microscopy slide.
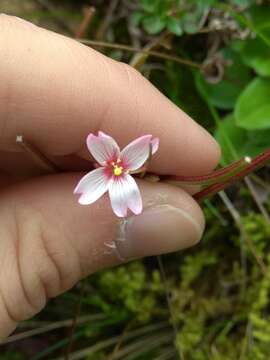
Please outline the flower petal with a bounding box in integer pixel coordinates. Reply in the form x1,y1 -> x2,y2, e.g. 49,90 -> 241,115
108,174 -> 142,217
74,167 -> 111,205
126,175 -> 143,215
120,135 -> 153,171
151,137 -> 159,155
87,132 -> 120,166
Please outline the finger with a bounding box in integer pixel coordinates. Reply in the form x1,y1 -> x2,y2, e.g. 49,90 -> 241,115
0,172 -> 13,188
0,149 -> 199,195
0,173 -> 204,339
0,15 -> 220,176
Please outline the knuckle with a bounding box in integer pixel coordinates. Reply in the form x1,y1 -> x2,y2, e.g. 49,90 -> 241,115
0,290 -> 17,341
13,205 -> 64,303
13,204 -> 83,300
11,207 -> 47,318
0,204 -> 61,327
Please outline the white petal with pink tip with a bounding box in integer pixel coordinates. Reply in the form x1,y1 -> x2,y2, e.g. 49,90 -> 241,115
120,135 -> 153,171
126,175 -> 143,215
151,137 -> 159,155
108,174 -> 142,217
74,167 -> 111,205
87,132 -> 120,166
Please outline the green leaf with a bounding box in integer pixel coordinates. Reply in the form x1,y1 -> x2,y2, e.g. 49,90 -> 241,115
241,37 -> 270,76
231,0 -> 255,6
235,77 -> 270,130
215,114 -> 270,164
130,11 -> 144,27
196,48 -> 251,110
151,62 -> 212,128
245,129 -> 270,156
249,4 -> 270,31
248,4 -> 270,41
167,17 -> 183,36
215,114 -> 247,163
139,0 -> 159,13
181,13 -> 200,34
142,15 -> 166,34
230,39 -> 247,53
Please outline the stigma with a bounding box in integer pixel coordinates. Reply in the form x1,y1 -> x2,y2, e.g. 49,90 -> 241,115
113,165 -> 123,176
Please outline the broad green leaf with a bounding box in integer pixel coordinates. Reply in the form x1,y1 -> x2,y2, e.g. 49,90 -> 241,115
142,15 -> 166,34
235,77 -> 270,130
248,4 -> 270,30
242,37 -> 270,76
245,129 -> 270,156
167,17 -> 183,36
215,114 -> 247,163
215,114 -> 270,164
196,48 -> 251,110
248,4 -> 270,40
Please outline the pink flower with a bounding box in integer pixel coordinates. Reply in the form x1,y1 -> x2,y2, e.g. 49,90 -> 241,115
74,132 -> 159,217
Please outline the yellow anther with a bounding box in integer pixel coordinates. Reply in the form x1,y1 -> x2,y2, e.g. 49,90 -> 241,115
113,166 -> 123,176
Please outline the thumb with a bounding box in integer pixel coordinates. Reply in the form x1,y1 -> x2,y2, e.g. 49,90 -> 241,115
0,173 -> 204,339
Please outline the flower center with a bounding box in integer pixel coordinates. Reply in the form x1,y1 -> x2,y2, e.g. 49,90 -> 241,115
113,165 -> 123,176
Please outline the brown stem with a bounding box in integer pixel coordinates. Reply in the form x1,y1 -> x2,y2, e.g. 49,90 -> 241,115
194,149 -> 270,202
75,6 -> 96,39
16,135 -> 59,173
129,31 -> 171,69
78,39 -> 201,68
95,0 -> 119,40
164,157 -> 249,186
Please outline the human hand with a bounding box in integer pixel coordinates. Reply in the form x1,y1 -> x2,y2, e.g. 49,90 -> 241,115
0,15 -> 220,339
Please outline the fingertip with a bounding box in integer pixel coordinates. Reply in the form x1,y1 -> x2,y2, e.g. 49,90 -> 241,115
116,180 -> 205,259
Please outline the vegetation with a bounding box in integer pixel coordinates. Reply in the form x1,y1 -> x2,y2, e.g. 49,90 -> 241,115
1,0 -> 270,359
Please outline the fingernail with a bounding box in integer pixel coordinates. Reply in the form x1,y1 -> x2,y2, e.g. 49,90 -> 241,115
116,204 -> 204,260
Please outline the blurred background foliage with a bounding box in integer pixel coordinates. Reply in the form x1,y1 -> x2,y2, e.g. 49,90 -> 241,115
1,0 -> 270,359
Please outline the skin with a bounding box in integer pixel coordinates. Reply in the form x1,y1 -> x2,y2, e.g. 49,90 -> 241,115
0,15 -> 221,340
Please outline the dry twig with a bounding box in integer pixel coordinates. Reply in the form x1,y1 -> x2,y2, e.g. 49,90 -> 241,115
79,39 -> 201,68
75,6 -> 96,39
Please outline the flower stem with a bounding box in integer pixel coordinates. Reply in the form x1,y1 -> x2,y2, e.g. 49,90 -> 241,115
16,135 -> 59,173
194,148 -> 270,202
164,157 -> 250,186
